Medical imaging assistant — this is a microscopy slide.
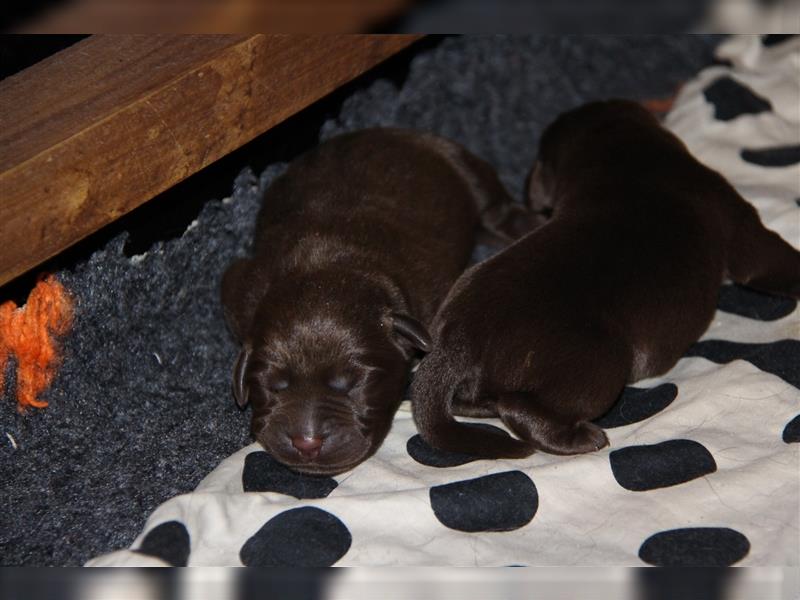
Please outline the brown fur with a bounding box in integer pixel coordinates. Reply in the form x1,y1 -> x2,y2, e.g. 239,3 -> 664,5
221,128 -> 534,474
412,100 -> 800,459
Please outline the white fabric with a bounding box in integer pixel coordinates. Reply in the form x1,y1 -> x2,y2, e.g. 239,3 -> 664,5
87,35 -> 800,567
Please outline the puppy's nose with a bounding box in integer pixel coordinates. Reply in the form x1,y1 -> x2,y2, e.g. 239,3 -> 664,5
291,435 -> 324,459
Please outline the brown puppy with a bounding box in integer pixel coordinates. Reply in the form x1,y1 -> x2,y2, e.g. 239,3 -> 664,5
412,100 -> 800,459
221,128 -> 532,474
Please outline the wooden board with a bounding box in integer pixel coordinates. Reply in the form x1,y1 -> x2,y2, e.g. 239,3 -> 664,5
19,1 -> 414,34
0,34 -> 421,286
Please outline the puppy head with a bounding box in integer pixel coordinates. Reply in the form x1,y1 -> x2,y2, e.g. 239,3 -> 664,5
527,99 -> 662,213
232,280 -> 430,475
538,99 -> 658,162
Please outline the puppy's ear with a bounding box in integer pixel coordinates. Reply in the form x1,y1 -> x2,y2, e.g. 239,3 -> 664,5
221,258 -> 268,343
390,313 -> 432,353
232,346 -> 252,409
477,203 -> 543,249
525,159 -> 555,218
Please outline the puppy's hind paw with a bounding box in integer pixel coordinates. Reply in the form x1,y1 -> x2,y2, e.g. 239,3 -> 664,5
571,422 -> 609,454
530,420 -> 609,455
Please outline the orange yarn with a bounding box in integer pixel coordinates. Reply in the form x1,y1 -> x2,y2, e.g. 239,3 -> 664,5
642,84 -> 684,117
642,96 -> 677,115
0,275 -> 73,412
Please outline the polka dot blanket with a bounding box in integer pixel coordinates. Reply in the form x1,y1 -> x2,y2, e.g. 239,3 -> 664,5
87,35 -> 799,567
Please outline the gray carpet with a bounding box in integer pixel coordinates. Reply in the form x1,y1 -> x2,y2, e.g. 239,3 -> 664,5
0,35 -> 720,566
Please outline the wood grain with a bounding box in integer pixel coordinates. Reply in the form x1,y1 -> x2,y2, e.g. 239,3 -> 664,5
0,34 -> 421,286
19,1 -> 414,34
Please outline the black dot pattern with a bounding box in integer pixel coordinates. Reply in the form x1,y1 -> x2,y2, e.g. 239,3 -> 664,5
407,424 -> 512,468
717,284 -> 797,321
610,439 -> 717,491
135,520 -> 191,567
740,145 -> 800,167
762,34 -> 796,47
703,76 -> 772,121
240,507 -> 351,567
637,568 -> 735,599
710,57 -> 734,68
685,339 -> 800,389
639,527 -> 750,566
430,471 -> 538,532
242,452 -> 338,498
782,415 -> 800,444
594,384 -> 678,429
238,570 -> 331,600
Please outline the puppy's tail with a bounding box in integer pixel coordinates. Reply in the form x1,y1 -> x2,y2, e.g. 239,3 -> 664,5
411,352 -> 535,459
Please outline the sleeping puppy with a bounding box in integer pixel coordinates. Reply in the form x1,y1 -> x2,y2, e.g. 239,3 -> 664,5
412,100 -> 800,459
221,128 -> 535,474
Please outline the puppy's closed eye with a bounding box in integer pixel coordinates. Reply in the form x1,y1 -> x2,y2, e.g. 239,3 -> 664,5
327,374 -> 354,394
268,379 -> 289,393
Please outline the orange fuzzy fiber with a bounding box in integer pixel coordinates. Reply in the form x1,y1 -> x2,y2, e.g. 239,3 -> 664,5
641,84 -> 684,117
0,275 -> 73,412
